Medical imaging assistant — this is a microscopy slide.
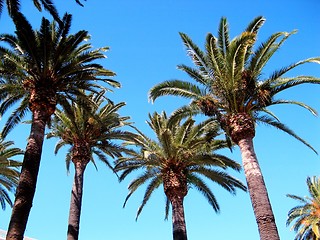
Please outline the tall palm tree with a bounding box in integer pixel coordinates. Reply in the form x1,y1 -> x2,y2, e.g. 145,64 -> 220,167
0,138 -> 23,210
115,111 -> 246,240
0,13 -> 117,239
287,176 -> 320,240
47,91 -> 133,240
149,16 -> 320,240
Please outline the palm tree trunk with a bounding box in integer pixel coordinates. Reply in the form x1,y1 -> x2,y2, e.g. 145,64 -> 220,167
6,110 -> 49,240
67,161 -> 87,240
171,196 -> 188,240
238,137 -> 280,240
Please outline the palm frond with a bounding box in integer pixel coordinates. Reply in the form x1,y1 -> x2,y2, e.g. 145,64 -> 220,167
149,80 -> 203,103
269,99 -> 317,116
135,176 -> 161,220
188,173 -> 220,212
256,115 -> 317,154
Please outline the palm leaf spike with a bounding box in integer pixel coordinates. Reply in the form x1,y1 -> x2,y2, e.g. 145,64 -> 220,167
218,17 -> 230,59
179,32 -> 210,77
243,16 -> 266,61
135,176 -> 162,221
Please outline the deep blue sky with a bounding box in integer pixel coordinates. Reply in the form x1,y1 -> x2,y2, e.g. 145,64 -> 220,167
1,1 -> 320,239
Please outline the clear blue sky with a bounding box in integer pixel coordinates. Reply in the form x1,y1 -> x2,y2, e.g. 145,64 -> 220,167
1,0 -> 320,239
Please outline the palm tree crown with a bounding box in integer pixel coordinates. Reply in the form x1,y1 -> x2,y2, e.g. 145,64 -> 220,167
48,91 -> 133,172
0,138 -> 23,210
149,16 -> 320,148
115,111 -> 246,240
0,12 -> 118,137
287,176 -> 320,240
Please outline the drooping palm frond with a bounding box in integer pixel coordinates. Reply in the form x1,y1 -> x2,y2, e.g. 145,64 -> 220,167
149,80 -> 203,102
255,115 -> 317,154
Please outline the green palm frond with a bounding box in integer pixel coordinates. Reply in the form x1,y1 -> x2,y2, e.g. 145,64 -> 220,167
270,76 -> 320,95
188,173 -> 220,212
179,32 -> 210,76
205,33 -> 224,80
170,104 -> 203,122
123,171 -> 156,207
268,99 -> 317,116
135,176 -> 162,220
245,16 -> 265,34
256,115 -> 317,154
149,80 -> 203,102
218,17 -> 230,58
190,167 -> 246,194
248,31 -> 296,76
1,98 -> 29,138
177,64 -> 209,86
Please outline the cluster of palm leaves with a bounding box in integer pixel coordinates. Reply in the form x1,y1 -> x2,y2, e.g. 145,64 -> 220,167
0,2 -> 320,240
0,139 -> 23,211
287,177 -> 320,240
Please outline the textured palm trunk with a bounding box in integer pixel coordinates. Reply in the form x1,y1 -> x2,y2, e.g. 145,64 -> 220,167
6,110 -> 49,240
238,137 -> 280,240
163,168 -> 188,240
67,161 -> 87,240
171,196 -> 188,240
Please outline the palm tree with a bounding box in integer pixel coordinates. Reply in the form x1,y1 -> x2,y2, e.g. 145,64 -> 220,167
149,16 -> 320,240
0,13 -> 117,239
287,176 -> 320,240
0,138 -> 23,210
47,91 -> 133,240
115,111 -> 246,240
